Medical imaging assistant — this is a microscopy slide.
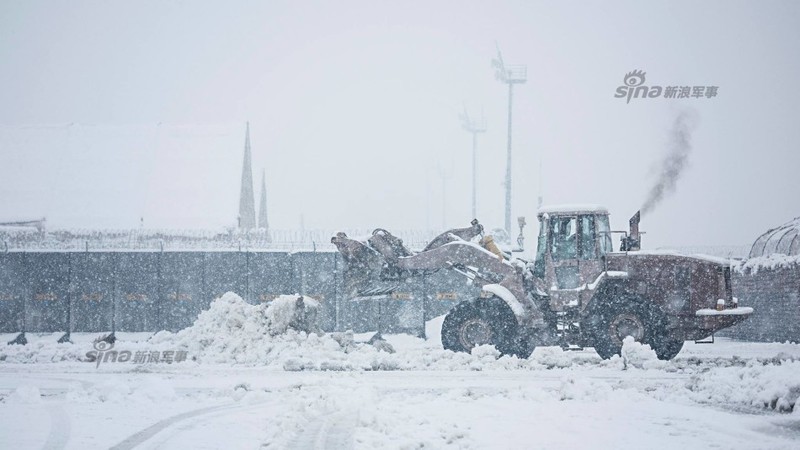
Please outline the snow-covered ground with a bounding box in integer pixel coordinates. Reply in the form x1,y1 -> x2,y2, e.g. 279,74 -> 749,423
1,293 -> 799,449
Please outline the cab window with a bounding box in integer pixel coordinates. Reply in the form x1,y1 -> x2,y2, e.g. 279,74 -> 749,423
579,215 -> 596,259
549,216 -> 577,260
596,214 -> 613,254
533,217 -> 547,277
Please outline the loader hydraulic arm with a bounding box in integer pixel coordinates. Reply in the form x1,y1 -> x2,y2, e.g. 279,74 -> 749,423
332,221 -> 545,327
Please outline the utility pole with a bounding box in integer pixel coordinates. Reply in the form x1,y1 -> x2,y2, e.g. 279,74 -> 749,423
492,44 -> 527,234
459,107 -> 486,219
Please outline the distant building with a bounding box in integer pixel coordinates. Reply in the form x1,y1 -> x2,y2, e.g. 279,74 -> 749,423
258,169 -> 271,242
238,123 -> 256,229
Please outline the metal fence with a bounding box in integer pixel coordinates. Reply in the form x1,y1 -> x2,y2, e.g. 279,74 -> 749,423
5,247 -> 786,343
0,250 -> 479,338
723,265 -> 800,342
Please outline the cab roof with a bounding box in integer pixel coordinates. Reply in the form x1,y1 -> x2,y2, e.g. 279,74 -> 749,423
537,204 -> 609,216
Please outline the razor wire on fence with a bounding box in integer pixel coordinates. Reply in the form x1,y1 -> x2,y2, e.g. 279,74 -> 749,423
1,228 -> 753,259
0,228 -> 441,252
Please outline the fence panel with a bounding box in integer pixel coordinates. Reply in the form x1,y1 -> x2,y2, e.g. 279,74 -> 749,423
203,252 -> 248,303
70,252 -> 115,332
247,252 -> 297,304
160,252 -> 206,332
292,252 -> 339,332
0,253 -> 26,333
25,253 -> 70,333
422,270 -> 479,322
115,252 -> 161,332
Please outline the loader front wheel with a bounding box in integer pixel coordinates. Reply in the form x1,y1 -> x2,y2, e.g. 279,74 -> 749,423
441,298 -> 522,356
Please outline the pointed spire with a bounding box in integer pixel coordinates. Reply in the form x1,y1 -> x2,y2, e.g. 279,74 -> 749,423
258,169 -> 270,240
258,169 -> 272,243
238,122 -> 256,229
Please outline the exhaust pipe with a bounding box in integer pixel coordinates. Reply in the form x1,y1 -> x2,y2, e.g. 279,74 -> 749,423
621,210 -> 641,251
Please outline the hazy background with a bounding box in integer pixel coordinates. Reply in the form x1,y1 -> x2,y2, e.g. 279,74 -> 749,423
1,0 -> 798,248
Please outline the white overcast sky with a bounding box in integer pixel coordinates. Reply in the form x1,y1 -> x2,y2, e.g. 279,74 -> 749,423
1,0 -> 799,248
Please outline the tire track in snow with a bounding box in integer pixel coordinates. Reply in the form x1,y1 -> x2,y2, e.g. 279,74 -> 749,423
109,401 -> 268,450
2,376 -> 84,450
289,412 -> 356,450
42,405 -> 71,450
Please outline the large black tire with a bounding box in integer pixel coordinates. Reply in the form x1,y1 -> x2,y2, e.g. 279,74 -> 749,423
505,331 -> 536,359
651,337 -> 684,361
441,297 -> 532,358
589,298 -> 683,361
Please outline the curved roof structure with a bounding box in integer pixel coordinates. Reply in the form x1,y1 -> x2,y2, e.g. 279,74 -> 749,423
749,217 -> 800,258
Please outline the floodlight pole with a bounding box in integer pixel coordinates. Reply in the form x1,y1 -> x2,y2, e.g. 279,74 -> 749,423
504,82 -> 514,234
493,45 -> 527,234
472,131 -> 478,218
460,108 -> 486,219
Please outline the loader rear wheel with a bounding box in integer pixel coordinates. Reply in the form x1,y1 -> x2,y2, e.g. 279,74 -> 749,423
650,337 -> 684,361
591,299 -> 681,360
442,297 -> 528,357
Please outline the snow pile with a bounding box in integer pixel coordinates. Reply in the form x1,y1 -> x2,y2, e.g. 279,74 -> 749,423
620,336 -> 665,370
95,380 -> 133,402
6,385 -> 42,404
149,292 -> 349,366
470,344 -> 501,362
532,346 -> 574,369
0,340 -> 91,364
736,253 -> 800,274
0,293 -> 545,370
146,293 -> 526,370
557,376 -> 612,401
265,295 -> 319,335
7,292 -> 796,380
687,359 -> 800,412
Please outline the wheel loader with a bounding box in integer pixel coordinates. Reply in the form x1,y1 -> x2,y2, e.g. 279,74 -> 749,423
331,206 -> 753,360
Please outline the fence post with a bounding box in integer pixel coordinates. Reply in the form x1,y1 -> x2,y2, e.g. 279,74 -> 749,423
58,253 -> 72,343
100,252 -> 118,344
8,253 -> 28,345
420,274 -> 428,339
334,252 -> 340,331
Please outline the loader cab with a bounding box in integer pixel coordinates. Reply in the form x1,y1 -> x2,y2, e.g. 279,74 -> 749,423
533,205 -> 612,310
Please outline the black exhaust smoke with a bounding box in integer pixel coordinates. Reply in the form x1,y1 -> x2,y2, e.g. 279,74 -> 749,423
641,110 -> 698,216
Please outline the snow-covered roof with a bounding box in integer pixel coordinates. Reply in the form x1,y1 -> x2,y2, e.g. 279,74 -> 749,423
749,216 -> 800,258
630,250 -> 733,265
537,204 -> 609,215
